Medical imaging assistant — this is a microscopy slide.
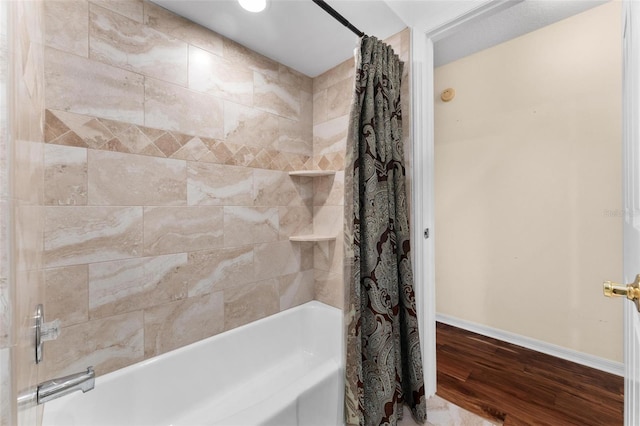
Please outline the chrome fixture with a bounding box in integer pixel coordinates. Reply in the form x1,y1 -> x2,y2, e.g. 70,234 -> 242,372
36,367 -> 95,404
34,304 -> 60,364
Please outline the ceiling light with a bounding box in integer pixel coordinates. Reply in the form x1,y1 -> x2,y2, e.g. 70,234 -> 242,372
238,0 -> 267,13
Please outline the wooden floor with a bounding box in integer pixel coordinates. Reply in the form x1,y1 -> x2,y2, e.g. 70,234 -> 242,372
436,322 -> 624,425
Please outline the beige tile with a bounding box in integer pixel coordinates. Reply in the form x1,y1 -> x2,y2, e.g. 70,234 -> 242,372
187,246 -> 254,297
45,47 -> 145,126
278,116 -> 312,156
224,206 -> 279,247
44,206 -> 143,268
145,77 -> 224,138
314,269 -> 343,309
278,64 -> 311,91
170,136 -> 210,161
301,242 -> 314,271
314,171 -> 343,206
0,348 -> 11,424
301,89 -> 313,125
42,311 -> 144,380
314,237 -> 343,274
254,72 -> 300,120
153,131 -> 183,157
313,151 -> 345,172
279,270 -> 314,310
253,169 -> 311,207
313,115 -> 349,156
314,57 -> 354,92
45,265 -> 89,327
399,28 -> 411,63
187,162 -> 253,206
198,138 -> 235,165
13,139 -> 44,205
144,291 -> 224,357
313,89 -> 328,125
223,279 -> 279,331
90,4 -> 188,86
143,206 -> 223,256
44,144 -> 87,206
327,78 -> 354,121
105,123 -> 154,154
44,109 -> 84,136
253,240 -> 302,280
47,109 -> 115,149
278,206 -> 313,241
92,0 -> 144,23
223,38 -> 278,79
44,0 -> 89,57
188,45 -> 253,106
313,205 -> 343,237
9,0 -> 46,419
0,276 -> 10,350
88,150 -> 187,206
89,253 -> 188,319
144,1 -> 223,56
223,101 -> 278,149
14,205 -> 45,274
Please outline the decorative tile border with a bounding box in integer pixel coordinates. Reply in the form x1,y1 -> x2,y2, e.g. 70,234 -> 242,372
44,108 -> 320,172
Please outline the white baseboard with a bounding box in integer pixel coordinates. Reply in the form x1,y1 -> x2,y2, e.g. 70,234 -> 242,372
435,314 -> 624,377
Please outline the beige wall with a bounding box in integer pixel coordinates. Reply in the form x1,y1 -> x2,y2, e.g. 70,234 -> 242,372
434,2 -> 622,362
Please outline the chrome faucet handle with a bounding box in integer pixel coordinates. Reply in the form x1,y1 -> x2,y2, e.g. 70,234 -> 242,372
34,305 -> 60,364
41,319 -> 60,342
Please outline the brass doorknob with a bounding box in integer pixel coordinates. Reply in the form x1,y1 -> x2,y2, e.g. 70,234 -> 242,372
603,274 -> 640,312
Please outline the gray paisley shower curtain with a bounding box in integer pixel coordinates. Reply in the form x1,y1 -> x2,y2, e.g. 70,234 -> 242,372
344,36 -> 427,426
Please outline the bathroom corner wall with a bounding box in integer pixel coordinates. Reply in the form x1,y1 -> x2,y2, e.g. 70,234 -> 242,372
41,0 -> 315,381
312,29 -> 412,309
1,0 -> 47,425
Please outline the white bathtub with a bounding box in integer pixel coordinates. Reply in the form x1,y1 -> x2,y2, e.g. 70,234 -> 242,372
42,301 -> 344,426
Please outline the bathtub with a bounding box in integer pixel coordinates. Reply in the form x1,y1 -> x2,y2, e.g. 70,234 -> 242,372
42,301 -> 344,426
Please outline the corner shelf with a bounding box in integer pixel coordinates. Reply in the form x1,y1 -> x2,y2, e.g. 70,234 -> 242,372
288,170 -> 336,177
288,170 -> 337,243
289,235 -> 336,242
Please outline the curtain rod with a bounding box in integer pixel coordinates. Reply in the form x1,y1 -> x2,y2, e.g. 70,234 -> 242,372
311,0 -> 365,38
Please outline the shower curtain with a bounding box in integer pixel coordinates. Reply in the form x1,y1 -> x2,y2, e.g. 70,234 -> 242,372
344,36 -> 427,426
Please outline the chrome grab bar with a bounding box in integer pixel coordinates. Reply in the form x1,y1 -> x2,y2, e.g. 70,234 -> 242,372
37,366 -> 95,404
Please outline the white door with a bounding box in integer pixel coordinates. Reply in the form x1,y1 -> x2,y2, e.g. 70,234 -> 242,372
622,1 -> 640,424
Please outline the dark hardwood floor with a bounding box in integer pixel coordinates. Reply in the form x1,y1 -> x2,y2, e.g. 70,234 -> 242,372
436,322 -> 624,425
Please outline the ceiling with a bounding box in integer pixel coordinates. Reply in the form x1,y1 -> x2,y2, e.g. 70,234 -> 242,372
152,0 -> 611,76
150,0 -> 407,77
430,0 -> 607,67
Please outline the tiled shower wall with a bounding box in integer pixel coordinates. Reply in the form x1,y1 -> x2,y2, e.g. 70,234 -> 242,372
0,4 -> 10,422
40,0 -> 411,386
41,0 -> 317,381
1,0 -> 47,425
